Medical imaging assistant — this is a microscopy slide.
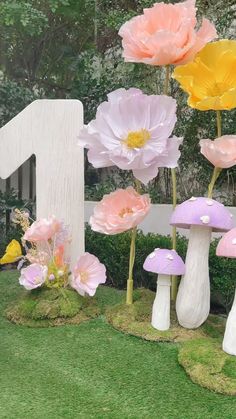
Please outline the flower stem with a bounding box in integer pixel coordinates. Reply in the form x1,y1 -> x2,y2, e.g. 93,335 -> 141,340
216,110 -> 222,137
207,111 -> 222,199
163,65 -> 178,300
126,226 -> 137,305
164,65 -> 170,96
126,177 -> 142,305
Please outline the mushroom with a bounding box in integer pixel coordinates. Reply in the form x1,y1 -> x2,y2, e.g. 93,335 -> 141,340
143,249 -> 185,331
170,197 -> 234,329
216,228 -> 236,356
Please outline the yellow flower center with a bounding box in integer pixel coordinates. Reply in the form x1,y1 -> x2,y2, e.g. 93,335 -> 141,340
124,129 -> 151,149
80,271 -> 88,283
119,207 -> 133,218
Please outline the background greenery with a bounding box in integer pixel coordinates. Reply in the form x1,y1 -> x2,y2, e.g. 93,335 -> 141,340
0,0 -> 236,203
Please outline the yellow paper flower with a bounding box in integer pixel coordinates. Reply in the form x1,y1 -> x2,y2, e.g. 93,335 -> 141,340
173,40 -> 236,111
0,240 -> 22,265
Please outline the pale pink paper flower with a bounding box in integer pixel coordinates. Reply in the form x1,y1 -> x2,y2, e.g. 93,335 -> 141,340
90,187 -> 151,235
71,253 -> 106,296
23,215 -> 62,242
119,0 -> 217,66
200,136 -> 236,168
19,264 -> 48,290
79,88 -> 182,184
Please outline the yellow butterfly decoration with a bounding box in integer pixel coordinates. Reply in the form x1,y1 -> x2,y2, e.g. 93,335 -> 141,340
0,240 -> 22,265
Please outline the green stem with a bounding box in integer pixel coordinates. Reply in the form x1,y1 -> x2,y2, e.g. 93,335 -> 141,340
163,65 -> 178,300
208,167 -> 222,199
126,177 -> 142,305
216,110 -> 222,137
164,65 -> 170,96
207,111 -> 222,198
126,227 -> 137,305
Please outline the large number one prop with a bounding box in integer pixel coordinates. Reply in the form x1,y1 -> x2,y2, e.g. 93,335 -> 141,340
0,99 -> 84,266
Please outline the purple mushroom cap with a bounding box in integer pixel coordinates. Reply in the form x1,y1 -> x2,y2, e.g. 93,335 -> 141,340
143,248 -> 185,276
170,197 -> 234,233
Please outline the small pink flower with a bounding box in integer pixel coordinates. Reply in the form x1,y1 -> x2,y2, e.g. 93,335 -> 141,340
79,88 -> 182,185
23,215 -> 62,242
71,253 -> 106,296
90,187 -> 151,235
200,136 -> 236,168
119,0 -> 217,66
19,264 -> 48,290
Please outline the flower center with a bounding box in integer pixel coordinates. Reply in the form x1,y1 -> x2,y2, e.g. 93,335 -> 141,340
80,271 -> 88,283
124,129 -> 151,149
119,207 -> 133,218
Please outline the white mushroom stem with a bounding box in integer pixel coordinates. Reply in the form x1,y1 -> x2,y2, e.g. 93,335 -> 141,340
176,225 -> 212,329
152,275 -> 171,331
223,289 -> 236,356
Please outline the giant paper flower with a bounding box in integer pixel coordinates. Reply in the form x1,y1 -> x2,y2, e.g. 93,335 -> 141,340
79,88 -> 182,184
200,136 -> 236,169
90,187 -> 151,235
173,40 -> 236,110
23,215 -> 62,242
19,264 -> 48,290
71,253 -> 106,297
0,240 -> 22,265
118,0 -> 216,66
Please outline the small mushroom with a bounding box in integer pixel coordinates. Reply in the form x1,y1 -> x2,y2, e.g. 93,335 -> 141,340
171,197 -> 234,329
143,249 -> 185,331
217,228 -> 236,356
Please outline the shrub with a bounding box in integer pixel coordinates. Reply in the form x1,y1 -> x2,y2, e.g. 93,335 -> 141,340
86,225 -> 236,313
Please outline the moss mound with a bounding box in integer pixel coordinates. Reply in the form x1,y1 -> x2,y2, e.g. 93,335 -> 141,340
179,338 -> 236,396
6,287 -> 100,327
105,288 -> 226,343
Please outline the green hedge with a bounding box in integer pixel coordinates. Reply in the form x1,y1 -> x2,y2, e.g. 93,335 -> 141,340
85,225 -> 236,313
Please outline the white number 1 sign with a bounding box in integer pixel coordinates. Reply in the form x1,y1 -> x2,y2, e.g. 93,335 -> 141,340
0,99 -> 84,266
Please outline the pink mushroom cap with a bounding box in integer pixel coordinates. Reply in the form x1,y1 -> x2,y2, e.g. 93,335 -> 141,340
143,248 -> 185,276
216,228 -> 236,258
170,197 -> 234,232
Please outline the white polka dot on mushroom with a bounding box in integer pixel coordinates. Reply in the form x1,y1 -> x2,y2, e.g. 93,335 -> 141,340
200,215 -> 210,224
232,239 -> 236,245
206,200 -> 213,206
166,254 -> 174,260
149,252 -> 156,259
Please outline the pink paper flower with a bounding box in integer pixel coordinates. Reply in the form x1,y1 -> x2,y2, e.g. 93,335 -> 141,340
71,253 -> 106,296
79,88 -> 182,184
19,264 -> 48,290
90,187 -> 151,235
119,0 -> 217,66
23,215 -> 62,242
200,136 -> 236,168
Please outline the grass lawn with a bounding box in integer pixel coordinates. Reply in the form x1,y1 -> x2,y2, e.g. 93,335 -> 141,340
0,271 -> 236,419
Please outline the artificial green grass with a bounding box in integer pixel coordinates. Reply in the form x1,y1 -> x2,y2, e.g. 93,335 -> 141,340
0,271 -> 236,419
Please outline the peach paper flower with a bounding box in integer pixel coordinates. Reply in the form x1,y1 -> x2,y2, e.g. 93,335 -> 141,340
200,136 -> 236,169
90,187 -> 151,235
71,253 -> 106,297
79,88 -> 182,185
23,215 -> 62,242
119,0 -> 217,66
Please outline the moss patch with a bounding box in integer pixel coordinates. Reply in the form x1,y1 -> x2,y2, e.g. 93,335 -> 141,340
6,286 -> 100,327
105,288 -> 226,343
179,338 -> 236,396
